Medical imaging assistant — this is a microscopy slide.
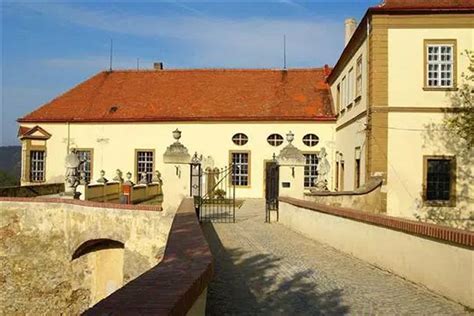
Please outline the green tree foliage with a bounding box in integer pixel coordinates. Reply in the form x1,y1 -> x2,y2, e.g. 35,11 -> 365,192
0,170 -> 19,187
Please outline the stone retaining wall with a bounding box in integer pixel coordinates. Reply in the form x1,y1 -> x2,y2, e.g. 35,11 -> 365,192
279,197 -> 474,308
0,197 -> 174,314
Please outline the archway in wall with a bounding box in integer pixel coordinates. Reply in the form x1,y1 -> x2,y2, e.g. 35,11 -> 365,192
72,239 -> 125,306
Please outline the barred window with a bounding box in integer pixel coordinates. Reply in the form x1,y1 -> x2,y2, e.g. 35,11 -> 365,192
267,134 -> 284,147
304,153 -> 318,188
232,133 -> 248,146
426,44 -> 454,88
425,157 -> 454,202
76,150 -> 92,182
231,152 -> 249,186
136,150 -> 154,183
302,134 -> 319,147
30,150 -> 45,182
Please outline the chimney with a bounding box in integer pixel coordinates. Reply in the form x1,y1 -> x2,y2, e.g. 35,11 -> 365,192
344,18 -> 357,46
153,62 -> 164,70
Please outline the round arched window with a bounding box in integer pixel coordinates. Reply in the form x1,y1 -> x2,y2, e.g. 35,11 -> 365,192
232,133 -> 248,146
267,134 -> 284,146
302,134 -> 319,147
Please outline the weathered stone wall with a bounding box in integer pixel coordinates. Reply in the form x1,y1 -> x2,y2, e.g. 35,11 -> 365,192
0,199 -> 174,314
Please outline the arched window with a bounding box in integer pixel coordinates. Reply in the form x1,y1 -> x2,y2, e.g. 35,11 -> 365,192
232,133 -> 248,146
302,134 -> 319,147
267,134 -> 284,146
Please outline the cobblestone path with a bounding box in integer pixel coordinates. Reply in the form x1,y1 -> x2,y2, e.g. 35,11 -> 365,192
202,199 -> 469,315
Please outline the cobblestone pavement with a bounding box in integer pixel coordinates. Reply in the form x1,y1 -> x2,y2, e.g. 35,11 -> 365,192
202,199 -> 470,316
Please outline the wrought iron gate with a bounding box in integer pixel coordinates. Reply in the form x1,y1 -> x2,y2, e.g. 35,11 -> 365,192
190,158 -> 236,223
265,161 -> 279,222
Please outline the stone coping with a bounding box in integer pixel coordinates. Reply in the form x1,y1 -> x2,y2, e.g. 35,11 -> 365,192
279,197 -> 474,249
306,176 -> 383,197
85,198 -> 214,315
0,197 -> 162,212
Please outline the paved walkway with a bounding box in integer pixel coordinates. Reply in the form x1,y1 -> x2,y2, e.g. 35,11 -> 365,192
202,199 -> 469,315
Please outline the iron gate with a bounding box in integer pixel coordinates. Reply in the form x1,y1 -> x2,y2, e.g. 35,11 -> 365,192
190,159 -> 236,223
265,160 -> 279,222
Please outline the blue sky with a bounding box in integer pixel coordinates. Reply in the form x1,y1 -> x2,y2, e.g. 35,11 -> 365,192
1,0 -> 378,146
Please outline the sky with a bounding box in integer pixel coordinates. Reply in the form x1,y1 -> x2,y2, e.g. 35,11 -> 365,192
1,0 -> 379,146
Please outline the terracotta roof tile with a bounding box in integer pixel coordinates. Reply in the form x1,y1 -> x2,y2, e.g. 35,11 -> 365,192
19,68 -> 335,123
378,0 -> 474,9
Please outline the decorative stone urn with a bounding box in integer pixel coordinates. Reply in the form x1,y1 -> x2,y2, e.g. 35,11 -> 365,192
163,128 -> 191,164
276,131 -> 306,166
97,170 -> 108,183
113,169 -> 124,183
124,172 -> 134,186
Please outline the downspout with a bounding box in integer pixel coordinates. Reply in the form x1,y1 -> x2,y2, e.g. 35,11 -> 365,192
365,16 -> 371,183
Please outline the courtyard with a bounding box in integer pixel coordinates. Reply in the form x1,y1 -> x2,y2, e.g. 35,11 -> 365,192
203,199 -> 469,315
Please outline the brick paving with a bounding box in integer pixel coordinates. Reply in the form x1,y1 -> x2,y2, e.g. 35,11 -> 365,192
202,199 -> 470,315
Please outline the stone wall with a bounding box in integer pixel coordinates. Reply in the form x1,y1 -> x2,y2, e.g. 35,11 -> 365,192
0,183 -> 64,197
279,197 -> 474,308
304,176 -> 385,213
0,198 -> 174,314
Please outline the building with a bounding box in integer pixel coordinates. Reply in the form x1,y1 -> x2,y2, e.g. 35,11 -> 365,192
327,0 -> 473,218
17,0 -> 474,221
17,68 -> 336,198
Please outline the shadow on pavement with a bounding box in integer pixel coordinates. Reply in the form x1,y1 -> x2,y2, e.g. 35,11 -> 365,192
202,222 -> 349,315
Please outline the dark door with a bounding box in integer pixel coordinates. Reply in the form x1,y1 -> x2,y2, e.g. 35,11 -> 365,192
265,161 -> 279,222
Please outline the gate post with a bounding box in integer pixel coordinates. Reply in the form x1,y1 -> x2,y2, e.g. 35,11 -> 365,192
190,152 -> 202,218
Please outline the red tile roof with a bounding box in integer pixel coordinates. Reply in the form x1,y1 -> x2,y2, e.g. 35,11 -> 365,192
19,68 -> 335,123
376,0 -> 474,9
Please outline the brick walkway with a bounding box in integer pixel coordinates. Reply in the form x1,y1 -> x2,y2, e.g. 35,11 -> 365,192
202,199 -> 469,315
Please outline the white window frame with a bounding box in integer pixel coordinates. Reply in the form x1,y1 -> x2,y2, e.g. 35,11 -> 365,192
136,150 -> 154,183
356,56 -> 363,97
302,134 -> 320,147
303,153 -> 318,188
231,152 -> 250,187
348,67 -> 354,105
267,134 -> 284,147
232,133 -> 249,146
426,43 -> 454,88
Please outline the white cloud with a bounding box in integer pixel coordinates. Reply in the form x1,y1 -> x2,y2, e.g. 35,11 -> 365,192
20,2 -> 344,68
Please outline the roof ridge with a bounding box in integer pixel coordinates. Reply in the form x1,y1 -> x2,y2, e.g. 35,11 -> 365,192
106,67 -> 328,73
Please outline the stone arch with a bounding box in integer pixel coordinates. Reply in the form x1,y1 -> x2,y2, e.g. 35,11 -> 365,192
71,238 -> 125,306
72,239 -> 124,260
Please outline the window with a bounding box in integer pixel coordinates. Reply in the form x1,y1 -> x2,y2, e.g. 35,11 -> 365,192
336,84 -> 341,113
76,149 -> 93,182
356,56 -> 363,97
335,161 -> 339,191
340,160 -> 345,191
340,76 -> 346,110
354,159 -> 361,189
302,134 -> 319,147
424,156 -> 455,204
232,133 -> 248,146
304,153 -> 318,188
136,150 -> 154,183
348,68 -> 354,106
267,134 -> 284,146
231,152 -> 250,186
425,40 -> 456,88
30,150 -> 45,182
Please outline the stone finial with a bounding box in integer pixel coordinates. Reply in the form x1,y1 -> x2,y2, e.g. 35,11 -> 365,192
138,172 -> 149,185
152,170 -> 163,185
97,170 -> 108,183
124,171 -> 134,186
286,131 -> 295,144
113,169 -> 124,183
276,131 -> 305,166
163,128 -> 191,164
191,152 -> 202,164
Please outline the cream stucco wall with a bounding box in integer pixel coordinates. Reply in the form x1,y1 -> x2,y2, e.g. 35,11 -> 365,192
388,27 -> 473,107
331,38 -> 368,191
386,27 -> 474,219
279,201 -> 474,308
20,121 -> 335,199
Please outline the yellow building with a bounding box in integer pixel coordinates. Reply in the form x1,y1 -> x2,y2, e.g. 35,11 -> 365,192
17,68 -> 336,199
327,0 -> 473,219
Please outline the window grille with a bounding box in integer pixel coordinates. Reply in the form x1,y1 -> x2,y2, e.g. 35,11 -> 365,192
76,150 -> 92,182
232,133 -> 248,146
30,150 -> 45,182
267,134 -> 284,146
136,151 -> 154,183
304,153 -> 318,188
231,152 -> 249,186
302,134 -> 319,147
427,44 -> 453,88
426,158 -> 452,201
